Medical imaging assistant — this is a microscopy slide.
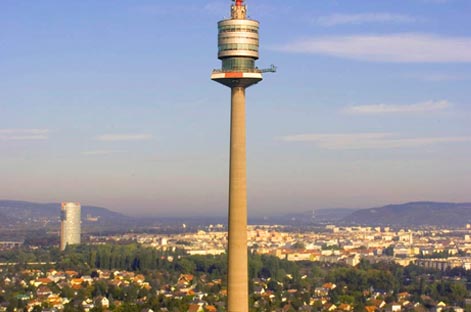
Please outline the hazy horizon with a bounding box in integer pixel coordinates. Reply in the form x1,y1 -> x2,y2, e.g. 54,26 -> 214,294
1,0 -> 470,216
3,198 -> 471,220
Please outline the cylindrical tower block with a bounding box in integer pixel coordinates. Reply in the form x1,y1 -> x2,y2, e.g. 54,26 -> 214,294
227,87 -> 248,312
60,202 -> 81,251
217,3 -> 260,73
218,19 -> 260,60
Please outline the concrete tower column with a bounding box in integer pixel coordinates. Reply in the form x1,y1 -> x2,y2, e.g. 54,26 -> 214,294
228,86 -> 248,312
211,1 -> 274,310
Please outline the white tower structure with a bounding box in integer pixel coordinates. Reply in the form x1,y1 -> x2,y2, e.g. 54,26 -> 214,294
60,202 -> 81,250
211,1 -> 274,311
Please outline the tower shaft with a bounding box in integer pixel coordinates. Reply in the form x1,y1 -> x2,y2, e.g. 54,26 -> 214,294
227,87 -> 248,312
211,1 -> 269,310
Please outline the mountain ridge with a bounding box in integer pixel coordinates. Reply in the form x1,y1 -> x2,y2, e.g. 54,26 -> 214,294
2,199 -> 471,227
343,201 -> 471,226
0,199 -> 131,224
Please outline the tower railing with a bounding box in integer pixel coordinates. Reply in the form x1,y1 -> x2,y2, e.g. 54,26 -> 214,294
212,68 -> 263,73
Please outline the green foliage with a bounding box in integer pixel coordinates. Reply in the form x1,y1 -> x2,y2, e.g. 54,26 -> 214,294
382,245 -> 394,256
23,229 -> 60,247
322,244 -> 341,250
324,262 -> 407,307
291,241 -> 306,250
2,243 -> 471,311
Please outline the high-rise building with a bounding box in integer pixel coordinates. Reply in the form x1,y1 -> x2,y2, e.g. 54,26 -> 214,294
60,202 -> 81,251
211,1 -> 273,311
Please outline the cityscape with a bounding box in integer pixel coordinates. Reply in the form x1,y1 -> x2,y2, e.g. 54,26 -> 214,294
1,0 -> 471,311
4,201 -> 471,311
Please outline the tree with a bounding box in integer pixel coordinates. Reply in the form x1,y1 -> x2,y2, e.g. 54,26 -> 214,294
291,241 -> 306,250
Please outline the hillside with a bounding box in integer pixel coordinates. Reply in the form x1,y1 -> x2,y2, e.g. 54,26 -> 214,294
343,201 -> 471,226
0,200 -> 128,219
0,200 -> 133,231
3,200 -> 471,229
257,208 -> 358,225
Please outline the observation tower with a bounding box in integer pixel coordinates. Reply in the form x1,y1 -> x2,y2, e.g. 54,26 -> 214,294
211,1 -> 274,311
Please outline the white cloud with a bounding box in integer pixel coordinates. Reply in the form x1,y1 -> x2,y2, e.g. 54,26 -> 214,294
95,134 -> 152,142
279,132 -> 471,150
344,100 -> 451,114
81,150 -> 121,156
275,34 -> 471,63
316,13 -> 417,27
0,129 -> 49,141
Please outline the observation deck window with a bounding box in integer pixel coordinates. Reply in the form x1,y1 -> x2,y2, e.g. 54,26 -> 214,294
218,43 -> 259,52
222,58 -> 255,71
219,25 -> 258,34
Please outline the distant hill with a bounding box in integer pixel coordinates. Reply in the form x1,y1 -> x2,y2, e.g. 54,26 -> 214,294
0,199 -> 132,226
4,200 -> 471,229
0,200 -> 148,241
255,208 -> 358,225
343,201 -> 471,226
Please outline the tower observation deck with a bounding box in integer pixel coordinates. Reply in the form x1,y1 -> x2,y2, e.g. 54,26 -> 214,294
211,0 -> 263,88
211,1 -> 273,311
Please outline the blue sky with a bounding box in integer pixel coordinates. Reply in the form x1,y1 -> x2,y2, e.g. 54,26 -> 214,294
1,0 -> 470,217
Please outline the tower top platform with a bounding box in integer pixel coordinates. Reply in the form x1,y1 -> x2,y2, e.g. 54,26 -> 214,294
211,71 -> 262,88
212,0 -> 262,88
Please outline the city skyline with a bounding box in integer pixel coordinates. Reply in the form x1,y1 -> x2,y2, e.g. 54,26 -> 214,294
1,0 -> 470,217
